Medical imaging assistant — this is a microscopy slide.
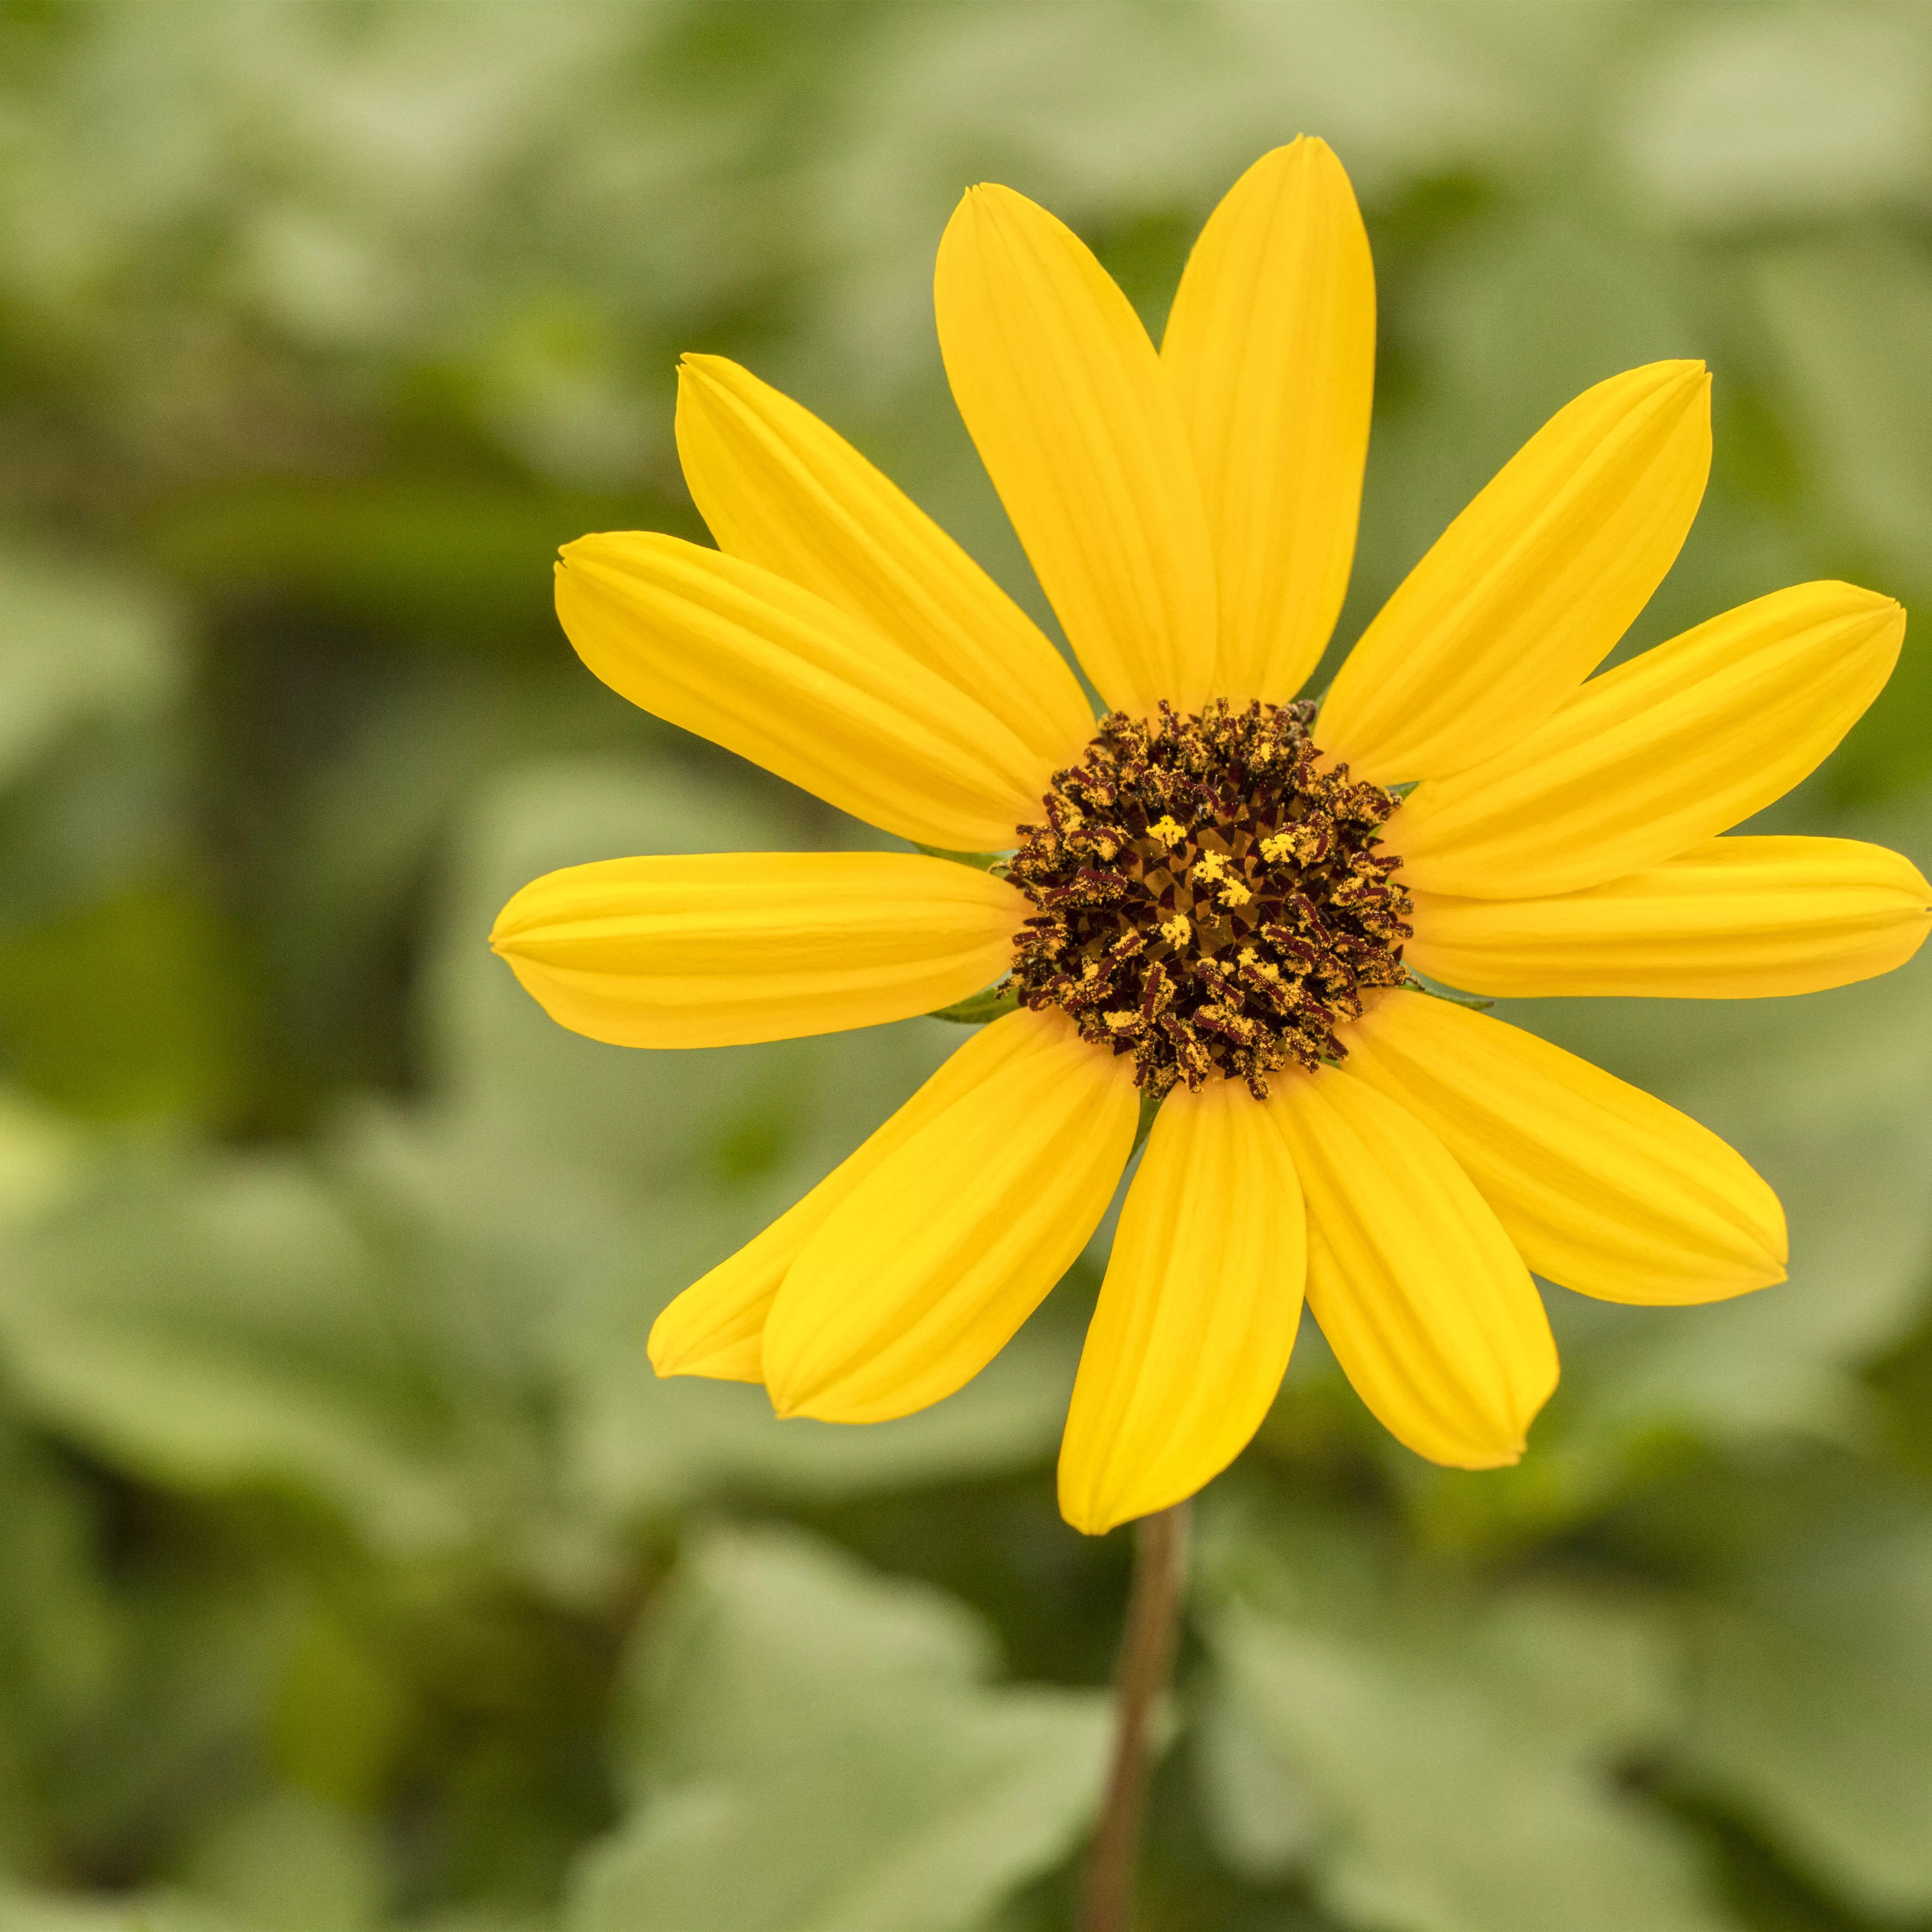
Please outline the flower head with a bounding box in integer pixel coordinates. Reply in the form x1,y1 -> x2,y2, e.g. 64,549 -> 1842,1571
491,140 -> 1930,1534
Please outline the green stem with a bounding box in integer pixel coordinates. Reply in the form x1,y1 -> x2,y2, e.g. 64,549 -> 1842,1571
1076,1501 -> 1192,1932
1402,972 -> 1494,1012
926,983 -> 1021,1025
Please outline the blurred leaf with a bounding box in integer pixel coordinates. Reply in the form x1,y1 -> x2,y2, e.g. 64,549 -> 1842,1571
1192,1665 -> 1324,1882
1750,234 -> 1932,798
0,883 -> 251,1125
268,1607 -> 413,1814
5,1541 -> 302,1906
0,1154 -> 470,1552
176,1790 -> 384,1932
560,1235 -> 1080,1522
379,755 -> 1076,1523
0,547 -> 180,791
1197,1509 -> 1729,1932
567,1526 -> 1108,1932
1672,1472 -> 1932,1922
1620,9 -> 1932,228
145,478 -> 696,649
0,1088 -> 84,1227
0,550 -> 187,938
0,1891 -> 253,1932
0,1419 -> 119,1869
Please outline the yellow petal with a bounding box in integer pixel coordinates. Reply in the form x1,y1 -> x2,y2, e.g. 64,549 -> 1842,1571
1395,582 -> 1905,898
1320,361 -> 1712,783
1341,990 -> 1786,1306
491,851 -> 1024,1050
1266,1069 -> 1556,1468
935,184 -> 1217,718
675,355 -> 1094,770
555,533 -> 1046,851
1162,137 -> 1375,704
650,1012 -> 1048,1381
1058,1078 -> 1305,1535
1406,836 -> 1932,998
763,1008 -> 1138,1422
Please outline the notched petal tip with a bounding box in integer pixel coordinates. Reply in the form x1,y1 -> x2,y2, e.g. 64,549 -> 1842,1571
647,1320 -> 763,1386
1056,1079 -> 1305,1536
1059,1493 -> 1127,1538
648,1277 -> 769,1385
762,1011 -> 1137,1424
1270,1069 -> 1557,1468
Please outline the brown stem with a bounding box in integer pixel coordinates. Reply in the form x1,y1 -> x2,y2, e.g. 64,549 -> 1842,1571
1076,1501 -> 1192,1932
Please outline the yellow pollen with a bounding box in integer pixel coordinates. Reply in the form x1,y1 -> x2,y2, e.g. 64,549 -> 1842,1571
1007,700 -> 1413,1101
1261,825 -> 1323,865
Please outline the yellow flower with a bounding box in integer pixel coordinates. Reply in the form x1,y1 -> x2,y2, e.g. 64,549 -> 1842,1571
491,140 -> 1930,1535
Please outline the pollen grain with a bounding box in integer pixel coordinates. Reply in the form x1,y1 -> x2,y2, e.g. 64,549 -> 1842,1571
1004,700 -> 1413,1099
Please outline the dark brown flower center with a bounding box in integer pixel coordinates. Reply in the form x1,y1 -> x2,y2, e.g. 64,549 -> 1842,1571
1005,699 -> 1413,1100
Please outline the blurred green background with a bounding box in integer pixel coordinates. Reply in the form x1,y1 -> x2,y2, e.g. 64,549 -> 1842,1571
0,2 -> 1930,1928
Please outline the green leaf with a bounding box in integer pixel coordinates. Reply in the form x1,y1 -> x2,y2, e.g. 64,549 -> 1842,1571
1196,1510 -> 1730,1932
0,546 -> 180,793
0,1154 -> 470,1553
1619,9 -> 1932,228
0,1891 -> 255,1932
0,884 -> 250,1126
1753,233 -> 1932,577
925,984 -> 1019,1026
1671,1474 -> 1932,1920
400,758 -> 1081,1520
566,1527 -> 1109,1932
1750,237 -> 1932,798
177,1791 -> 384,1932
912,847 -> 1009,873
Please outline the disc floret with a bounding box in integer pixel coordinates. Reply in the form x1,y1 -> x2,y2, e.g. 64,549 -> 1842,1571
1006,700 -> 1413,1099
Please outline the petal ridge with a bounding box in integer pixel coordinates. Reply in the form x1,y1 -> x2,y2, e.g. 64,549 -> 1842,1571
1406,835 -> 1932,998
935,183 -> 1217,718
1394,581 -> 1905,897
1163,136 -> 1375,704
675,354 -> 1093,769
1267,1068 -> 1556,1467
492,851 -> 1025,1049
555,532 -> 1047,851
649,1011 -> 1047,1381
1321,360 -> 1712,783
763,1009 -> 1137,1421
1341,990 -> 1786,1305
1058,1078 -> 1305,1534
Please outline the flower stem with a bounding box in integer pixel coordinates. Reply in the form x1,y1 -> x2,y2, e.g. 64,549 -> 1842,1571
1077,1500 -> 1192,1932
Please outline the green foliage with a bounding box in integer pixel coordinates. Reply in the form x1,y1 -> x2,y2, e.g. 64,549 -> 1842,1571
1198,1509 -> 1726,1932
568,1528 -> 1108,1932
0,3 -> 1928,1929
